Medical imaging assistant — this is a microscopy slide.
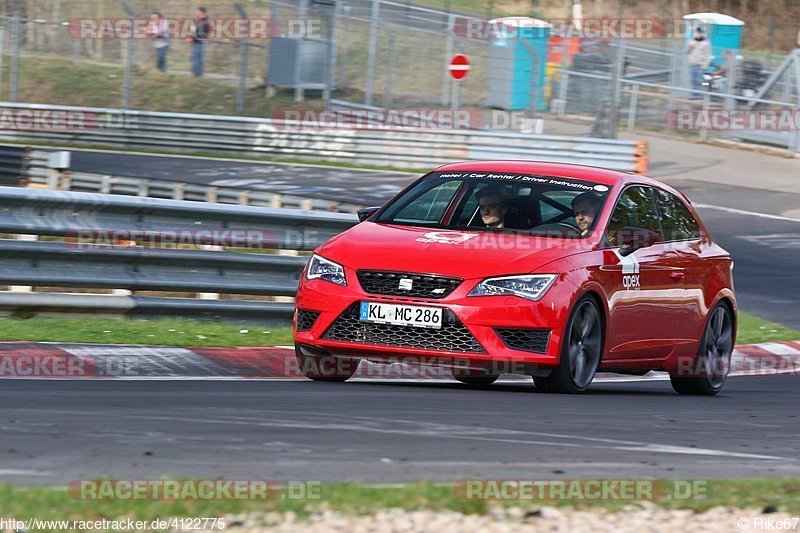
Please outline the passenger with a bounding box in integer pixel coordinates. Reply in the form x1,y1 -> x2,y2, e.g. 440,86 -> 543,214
572,192 -> 601,236
475,186 -> 509,229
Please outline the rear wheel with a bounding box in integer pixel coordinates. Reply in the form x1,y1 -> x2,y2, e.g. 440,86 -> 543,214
534,297 -> 603,394
295,346 -> 359,382
670,303 -> 734,395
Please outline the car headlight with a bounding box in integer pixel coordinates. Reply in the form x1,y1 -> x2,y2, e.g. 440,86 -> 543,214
468,274 -> 557,301
305,254 -> 347,286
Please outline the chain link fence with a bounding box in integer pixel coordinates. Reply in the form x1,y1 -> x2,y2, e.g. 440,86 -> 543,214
0,0 -> 798,151
0,0 -> 273,114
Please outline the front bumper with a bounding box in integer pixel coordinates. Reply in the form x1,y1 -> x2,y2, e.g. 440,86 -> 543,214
294,275 -> 569,371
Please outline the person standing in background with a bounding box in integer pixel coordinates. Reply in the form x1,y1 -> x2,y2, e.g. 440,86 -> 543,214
148,11 -> 170,72
191,7 -> 212,77
686,27 -> 711,99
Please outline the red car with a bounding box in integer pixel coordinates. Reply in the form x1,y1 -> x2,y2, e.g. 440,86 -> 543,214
293,161 -> 736,395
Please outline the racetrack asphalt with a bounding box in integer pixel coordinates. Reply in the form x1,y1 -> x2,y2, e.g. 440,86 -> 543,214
8,142 -> 799,486
68,150 -> 414,206
1,374 -> 799,485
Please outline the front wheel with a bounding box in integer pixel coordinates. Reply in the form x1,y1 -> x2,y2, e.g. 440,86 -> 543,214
670,303 -> 734,395
295,346 -> 359,382
534,297 -> 604,394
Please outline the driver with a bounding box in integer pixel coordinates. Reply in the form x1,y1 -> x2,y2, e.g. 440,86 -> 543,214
475,186 -> 509,229
572,192 -> 601,236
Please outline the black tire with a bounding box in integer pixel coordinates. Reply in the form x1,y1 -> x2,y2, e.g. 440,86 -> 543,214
295,346 -> 359,382
670,303 -> 734,395
534,296 -> 604,394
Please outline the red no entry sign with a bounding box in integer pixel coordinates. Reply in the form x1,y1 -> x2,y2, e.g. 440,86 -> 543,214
448,54 -> 471,81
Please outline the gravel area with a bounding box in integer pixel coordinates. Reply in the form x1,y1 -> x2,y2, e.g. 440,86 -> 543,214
223,505 -> 800,532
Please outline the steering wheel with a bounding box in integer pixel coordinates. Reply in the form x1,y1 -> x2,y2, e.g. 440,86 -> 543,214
532,222 -> 581,237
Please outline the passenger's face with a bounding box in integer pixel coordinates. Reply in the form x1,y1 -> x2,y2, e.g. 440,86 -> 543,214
574,201 -> 596,233
479,194 -> 507,227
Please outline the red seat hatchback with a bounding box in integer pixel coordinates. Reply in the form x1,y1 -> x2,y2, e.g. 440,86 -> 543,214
294,161 -> 736,395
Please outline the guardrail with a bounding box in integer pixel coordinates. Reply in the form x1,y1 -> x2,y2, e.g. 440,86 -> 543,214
0,144 -> 30,186
0,186 -> 358,323
27,169 -> 364,214
0,102 -> 649,174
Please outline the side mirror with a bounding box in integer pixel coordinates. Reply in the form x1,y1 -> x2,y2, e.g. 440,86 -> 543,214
357,206 -> 380,222
618,226 -> 661,256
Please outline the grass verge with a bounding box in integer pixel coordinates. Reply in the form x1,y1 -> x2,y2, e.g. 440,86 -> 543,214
0,478 -> 798,529
0,311 -> 796,348
6,56 -> 312,118
0,316 -> 293,348
735,313 -> 800,345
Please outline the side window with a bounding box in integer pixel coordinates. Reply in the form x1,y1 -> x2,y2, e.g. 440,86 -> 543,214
392,181 -> 461,223
655,190 -> 701,241
605,186 -> 661,246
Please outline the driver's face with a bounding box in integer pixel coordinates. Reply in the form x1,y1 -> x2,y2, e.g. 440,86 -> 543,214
478,194 -> 507,228
573,201 -> 596,233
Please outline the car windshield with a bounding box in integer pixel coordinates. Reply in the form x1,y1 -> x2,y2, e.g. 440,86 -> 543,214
375,171 -> 611,238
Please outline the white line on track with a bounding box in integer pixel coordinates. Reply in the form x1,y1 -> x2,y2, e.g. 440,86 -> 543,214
693,203 -> 800,223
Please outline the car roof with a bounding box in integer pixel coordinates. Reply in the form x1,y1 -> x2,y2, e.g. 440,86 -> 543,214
431,160 -> 690,203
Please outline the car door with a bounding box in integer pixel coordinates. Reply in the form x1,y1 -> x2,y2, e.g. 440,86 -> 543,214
602,185 -> 687,361
652,187 -> 705,349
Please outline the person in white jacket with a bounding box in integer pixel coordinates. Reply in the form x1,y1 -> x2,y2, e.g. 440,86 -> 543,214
686,27 -> 711,99
148,12 -> 170,72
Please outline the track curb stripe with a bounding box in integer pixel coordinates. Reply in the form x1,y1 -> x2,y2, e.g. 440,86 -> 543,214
0,340 -> 798,381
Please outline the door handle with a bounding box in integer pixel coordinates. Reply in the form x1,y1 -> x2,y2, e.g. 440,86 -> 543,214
670,271 -> 685,280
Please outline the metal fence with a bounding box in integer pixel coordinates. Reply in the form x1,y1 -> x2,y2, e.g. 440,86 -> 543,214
551,41 -> 800,151
0,185 -> 358,323
0,144 -> 28,185
0,102 -> 649,173
1,1 -> 797,152
0,0 -> 272,113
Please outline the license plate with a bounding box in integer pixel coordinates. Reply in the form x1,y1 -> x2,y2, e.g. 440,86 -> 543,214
359,301 -> 443,329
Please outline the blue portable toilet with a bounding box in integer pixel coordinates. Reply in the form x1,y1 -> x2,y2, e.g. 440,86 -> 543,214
486,17 -> 550,111
683,13 -> 745,68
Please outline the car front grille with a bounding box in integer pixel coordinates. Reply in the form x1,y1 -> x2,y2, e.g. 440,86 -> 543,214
295,309 -> 321,332
495,328 -> 551,353
356,270 -> 462,299
323,303 -> 484,353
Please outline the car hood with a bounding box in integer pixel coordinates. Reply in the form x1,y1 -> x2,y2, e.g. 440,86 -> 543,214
317,222 -> 589,279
